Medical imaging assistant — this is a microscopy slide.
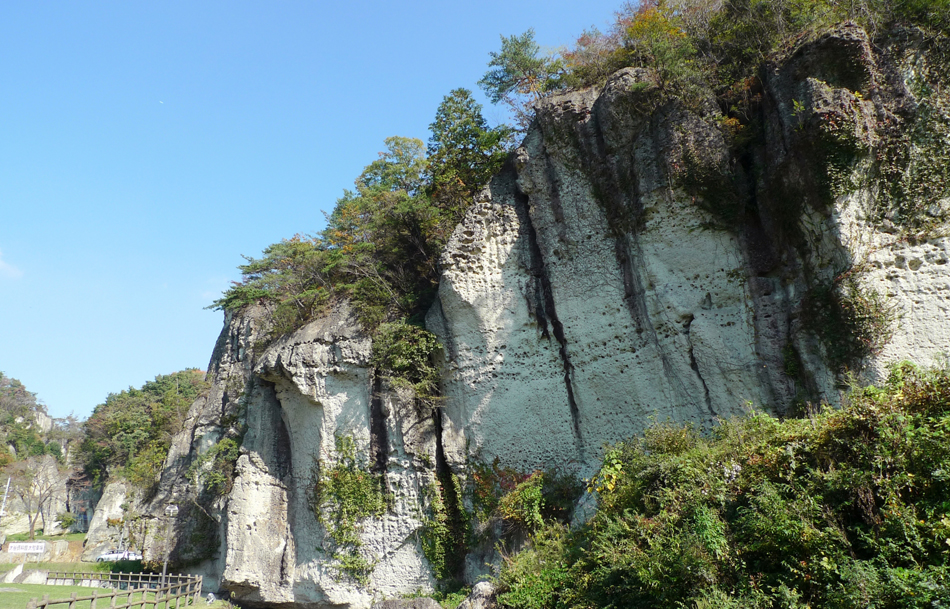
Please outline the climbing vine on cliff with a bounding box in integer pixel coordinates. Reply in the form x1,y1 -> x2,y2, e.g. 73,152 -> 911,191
308,435 -> 387,585
803,273 -> 900,372
419,474 -> 470,582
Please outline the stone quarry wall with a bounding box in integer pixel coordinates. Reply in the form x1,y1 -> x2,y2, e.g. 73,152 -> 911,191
134,25 -> 949,608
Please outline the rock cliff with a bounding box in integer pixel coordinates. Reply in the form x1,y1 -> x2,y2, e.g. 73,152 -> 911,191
118,24 -> 948,608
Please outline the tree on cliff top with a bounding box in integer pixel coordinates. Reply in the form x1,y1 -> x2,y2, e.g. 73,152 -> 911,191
479,0 -> 950,127
427,88 -> 514,228
478,29 -> 566,130
213,88 -> 511,334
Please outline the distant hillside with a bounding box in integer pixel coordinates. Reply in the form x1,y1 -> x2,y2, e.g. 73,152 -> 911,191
0,372 -> 78,464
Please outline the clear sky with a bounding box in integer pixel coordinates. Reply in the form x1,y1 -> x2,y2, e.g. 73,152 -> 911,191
0,0 -> 622,420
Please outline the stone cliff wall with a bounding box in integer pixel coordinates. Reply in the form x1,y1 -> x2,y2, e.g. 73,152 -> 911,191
136,24 -> 948,608
136,305 -> 441,607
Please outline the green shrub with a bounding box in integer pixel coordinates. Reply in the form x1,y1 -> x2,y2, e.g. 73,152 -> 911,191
803,275 -> 900,372
420,472 -> 472,583
497,473 -> 545,531
470,458 -> 533,522
470,459 -> 582,527
497,363 -> 950,608
55,512 -> 77,529
497,524 -> 575,609
371,322 -> 442,404
189,436 -> 243,495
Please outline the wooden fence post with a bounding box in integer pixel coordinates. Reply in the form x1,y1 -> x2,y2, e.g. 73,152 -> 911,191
25,570 -> 201,609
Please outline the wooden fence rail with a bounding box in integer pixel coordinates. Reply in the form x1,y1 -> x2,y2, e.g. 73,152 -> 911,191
44,572 -> 196,590
26,572 -> 203,609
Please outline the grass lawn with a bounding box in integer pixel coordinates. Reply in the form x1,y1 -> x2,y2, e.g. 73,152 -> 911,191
0,583 -> 224,609
0,583 -> 173,609
0,583 -> 97,609
6,533 -> 87,543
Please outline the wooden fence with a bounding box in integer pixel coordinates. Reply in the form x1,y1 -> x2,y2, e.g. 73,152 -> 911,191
26,571 -> 203,609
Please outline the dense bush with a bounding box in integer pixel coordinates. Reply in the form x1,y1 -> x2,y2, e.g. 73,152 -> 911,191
555,0 -> 950,95
803,275 -> 900,372
371,321 -> 442,404
77,369 -> 210,490
498,362 -> 950,608
483,1 -> 949,231
469,459 -> 583,531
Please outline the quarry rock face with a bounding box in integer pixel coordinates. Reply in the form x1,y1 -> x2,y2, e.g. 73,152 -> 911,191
430,73 -> 776,476
137,25 -> 949,608
141,305 -> 439,607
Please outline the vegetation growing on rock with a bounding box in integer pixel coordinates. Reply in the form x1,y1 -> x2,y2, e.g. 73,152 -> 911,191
481,0 -> 949,231
0,372 -> 78,465
802,275 -> 901,372
371,322 -> 442,405
420,474 -> 470,582
308,435 -> 388,585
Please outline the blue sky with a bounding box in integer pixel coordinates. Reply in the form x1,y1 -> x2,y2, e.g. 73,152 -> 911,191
0,0 -> 622,420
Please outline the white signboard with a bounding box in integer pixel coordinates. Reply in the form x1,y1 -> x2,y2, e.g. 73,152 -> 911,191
8,542 -> 45,554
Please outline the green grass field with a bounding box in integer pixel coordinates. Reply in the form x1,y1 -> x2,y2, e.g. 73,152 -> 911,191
5,533 -> 87,543
0,583 -> 230,609
0,583 -> 178,609
0,583 -> 103,609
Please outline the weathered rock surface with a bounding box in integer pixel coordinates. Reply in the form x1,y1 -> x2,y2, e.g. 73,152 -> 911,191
430,74 -> 772,476
139,305 -> 439,607
430,24 -> 950,479
81,479 -> 132,561
456,581 -> 497,609
132,24 -> 949,609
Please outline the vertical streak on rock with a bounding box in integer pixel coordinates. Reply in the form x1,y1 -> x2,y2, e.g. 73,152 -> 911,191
369,373 -> 388,476
573,100 -> 702,412
513,189 -> 583,449
432,406 -> 466,578
684,315 -> 716,419
614,234 -> 695,408
273,403 -> 293,481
